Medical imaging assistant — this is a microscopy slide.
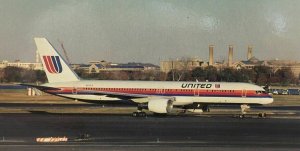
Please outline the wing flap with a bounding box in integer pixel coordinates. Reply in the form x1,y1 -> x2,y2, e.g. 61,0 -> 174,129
85,90 -> 148,99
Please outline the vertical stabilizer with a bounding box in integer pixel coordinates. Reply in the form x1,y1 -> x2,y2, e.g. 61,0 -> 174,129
34,38 -> 80,83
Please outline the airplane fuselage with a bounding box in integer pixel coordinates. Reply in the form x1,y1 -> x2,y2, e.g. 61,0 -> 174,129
43,80 -> 273,106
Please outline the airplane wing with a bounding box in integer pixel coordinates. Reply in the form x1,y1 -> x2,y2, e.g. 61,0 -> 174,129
21,84 -> 172,101
81,90 -> 148,100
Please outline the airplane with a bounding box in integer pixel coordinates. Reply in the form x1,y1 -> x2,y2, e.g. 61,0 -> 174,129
23,38 -> 273,117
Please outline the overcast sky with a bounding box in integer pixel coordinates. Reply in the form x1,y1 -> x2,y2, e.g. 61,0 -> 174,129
0,0 -> 300,64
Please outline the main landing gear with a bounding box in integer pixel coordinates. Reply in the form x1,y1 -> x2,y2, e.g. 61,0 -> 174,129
132,105 -> 147,117
182,103 -> 210,113
202,105 -> 210,112
132,111 -> 147,117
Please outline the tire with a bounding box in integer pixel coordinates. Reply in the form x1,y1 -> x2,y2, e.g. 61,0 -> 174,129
132,112 -> 138,117
140,112 -> 146,117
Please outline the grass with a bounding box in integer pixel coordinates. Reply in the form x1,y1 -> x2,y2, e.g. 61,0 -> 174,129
271,95 -> 300,106
0,89 -> 84,104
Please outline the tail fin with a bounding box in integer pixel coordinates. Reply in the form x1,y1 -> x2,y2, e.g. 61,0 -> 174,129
34,38 -> 80,83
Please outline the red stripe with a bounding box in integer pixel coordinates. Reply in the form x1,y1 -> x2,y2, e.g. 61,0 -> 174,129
46,56 -> 55,73
55,90 -> 268,97
47,56 -> 56,73
43,56 -> 53,73
50,87 -> 269,97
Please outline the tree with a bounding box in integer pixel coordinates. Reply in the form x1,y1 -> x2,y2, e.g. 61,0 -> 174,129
35,70 -> 47,83
191,67 -> 206,81
205,66 -> 218,81
21,69 -> 36,83
74,68 -> 86,78
253,66 -> 273,85
3,66 -> 23,82
166,69 -> 181,81
275,67 -> 297,85
220,68 -> 235,82
235,68 -> 255,83
0,69 -> 4,82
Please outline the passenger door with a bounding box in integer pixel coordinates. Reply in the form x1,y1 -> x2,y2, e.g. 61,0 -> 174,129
242,89 -> 247,97
72,87 -> 77,94
194,88 -> 200,96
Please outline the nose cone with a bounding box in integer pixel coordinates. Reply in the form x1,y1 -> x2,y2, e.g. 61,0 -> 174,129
266,94 -> 274,104
267,98 -> 274,104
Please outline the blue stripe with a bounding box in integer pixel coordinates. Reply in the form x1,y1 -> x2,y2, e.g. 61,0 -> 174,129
55,56 -> 62,73
51,56 -> 59,73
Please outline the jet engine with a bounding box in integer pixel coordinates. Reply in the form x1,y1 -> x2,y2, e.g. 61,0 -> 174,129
147,99 -> 173,113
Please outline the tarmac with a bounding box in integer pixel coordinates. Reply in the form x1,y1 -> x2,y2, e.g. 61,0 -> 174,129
0,104 -> 299,150
0,92 -> 299,150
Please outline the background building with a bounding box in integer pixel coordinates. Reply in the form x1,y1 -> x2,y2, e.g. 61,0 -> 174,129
73,60 -> 159,73
160,58 -> 205,73
0,60 -> 43,70
160,45 -> 300,79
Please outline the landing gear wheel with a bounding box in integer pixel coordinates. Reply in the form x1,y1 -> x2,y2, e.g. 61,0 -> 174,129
132,112 -> 138,117
140,112 -> 146,117
239,114 -> 245,118
132,112 -> 147,117
258,112 -> 267,118
202,105 -> 210,112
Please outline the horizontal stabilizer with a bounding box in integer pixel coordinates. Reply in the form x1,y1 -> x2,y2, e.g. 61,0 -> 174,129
20,84 -> 61,91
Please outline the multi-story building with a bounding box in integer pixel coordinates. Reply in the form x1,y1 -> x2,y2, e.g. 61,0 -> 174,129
160,58 -> 205,73
74,60 -> 159,73
160,45 -> 300,79
0,60 -> 43,70
233,58 -> 300,78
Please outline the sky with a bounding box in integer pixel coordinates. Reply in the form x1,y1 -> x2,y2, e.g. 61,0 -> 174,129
0,0 -> 300,64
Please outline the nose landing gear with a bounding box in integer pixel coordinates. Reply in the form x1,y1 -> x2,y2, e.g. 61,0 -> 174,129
238,104 -> 250,118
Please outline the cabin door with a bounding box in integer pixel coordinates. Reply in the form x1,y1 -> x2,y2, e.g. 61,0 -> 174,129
242,89 -> 247,97
72,87 -> 77,94
194,88 -> 200,96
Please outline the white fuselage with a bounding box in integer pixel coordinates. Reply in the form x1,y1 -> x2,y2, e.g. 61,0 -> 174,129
43,80 -> 273,106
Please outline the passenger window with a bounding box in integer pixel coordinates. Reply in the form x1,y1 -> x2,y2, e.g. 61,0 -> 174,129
256,91 -> 264,94
262,91 -> 267,94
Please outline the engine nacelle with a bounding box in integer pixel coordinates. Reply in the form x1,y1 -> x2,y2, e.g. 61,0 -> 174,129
147,99 -> 173,114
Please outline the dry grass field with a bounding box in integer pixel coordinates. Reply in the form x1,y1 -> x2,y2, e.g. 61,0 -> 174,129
0,90 -> 82,104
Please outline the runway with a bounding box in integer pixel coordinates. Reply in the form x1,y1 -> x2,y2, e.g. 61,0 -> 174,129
0,102 -> 300,118
0,111 -> 299,150
0,97 -> 299,151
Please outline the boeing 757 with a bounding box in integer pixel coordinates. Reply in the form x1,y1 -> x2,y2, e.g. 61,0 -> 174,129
23,38 -> 273,117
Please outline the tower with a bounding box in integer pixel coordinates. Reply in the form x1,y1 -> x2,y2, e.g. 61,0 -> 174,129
209,45 -> 214,66
247,45 -> 253,60
228,45 -> 233,67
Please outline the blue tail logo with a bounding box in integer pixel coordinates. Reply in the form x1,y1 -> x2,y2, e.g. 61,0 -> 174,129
42,56 -> 63,74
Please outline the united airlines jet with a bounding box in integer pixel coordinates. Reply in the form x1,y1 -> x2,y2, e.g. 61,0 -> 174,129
23,38 -> 273,117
